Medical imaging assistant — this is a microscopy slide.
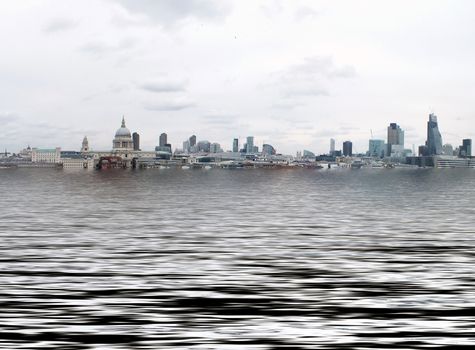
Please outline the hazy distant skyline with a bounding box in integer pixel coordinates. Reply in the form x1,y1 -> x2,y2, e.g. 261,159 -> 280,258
1,0 -> 474,154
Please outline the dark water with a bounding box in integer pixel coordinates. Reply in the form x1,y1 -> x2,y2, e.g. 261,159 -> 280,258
1,167 -> 475,349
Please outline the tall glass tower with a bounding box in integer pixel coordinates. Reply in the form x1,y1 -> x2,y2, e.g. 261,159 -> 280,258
426,113 -> 443,155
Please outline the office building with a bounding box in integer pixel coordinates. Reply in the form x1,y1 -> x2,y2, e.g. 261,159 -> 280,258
32,147 -> 61,163
303,150 -> 315,159
132,132 -> 140,151
189,135 -> 196,147
426,113 -> 443,155
233,138 -> 239,153
459,139 -> 472,157
368,139 -> 385,158
262,144 -> 276,155
387,123 -> 404,155
159,133 -> 167,147
343,141 -> 352,157
330,138 -> 335,155
246,136 -> 254,154
443,144 -> 454,156
210,143 -> 222,153
197,140 -> 211,153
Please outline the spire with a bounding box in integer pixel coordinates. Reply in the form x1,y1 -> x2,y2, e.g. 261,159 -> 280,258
121,116 -> 126,128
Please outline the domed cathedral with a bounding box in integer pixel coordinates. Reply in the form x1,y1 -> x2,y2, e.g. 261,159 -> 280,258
113,117 -> 134,151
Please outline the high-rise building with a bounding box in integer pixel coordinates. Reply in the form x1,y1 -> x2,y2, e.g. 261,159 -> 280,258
197,140 -> 211,153
233,138 -> 239,153
132,132 -> 140,151
442,144 -> 454,156
246,136 -> 254,154
387,123 -> 404,155
210,143 -> 222,153
81,136 -> 89,153
330,138 -> 335,155
426,113 -> 443,155
459,139 -> 472,157
368,139 -> 385,158
159,133 -> 167,147
343,141 -> 352,157
183,140 -> 190,153
262,144 -> 276,155
189,135 -> 196,147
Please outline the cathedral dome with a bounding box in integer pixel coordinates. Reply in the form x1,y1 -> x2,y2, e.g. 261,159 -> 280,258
115,117 -> 131,138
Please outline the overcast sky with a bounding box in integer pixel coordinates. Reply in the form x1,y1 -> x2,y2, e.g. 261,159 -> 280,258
1,0 -> 474,154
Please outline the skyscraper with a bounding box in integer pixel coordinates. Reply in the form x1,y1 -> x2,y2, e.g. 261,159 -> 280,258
343,141 -> 353,157
159,133 -> 167,147
233,138 -> 239,153
330,138 -> 335,155
426,113 -> 443,156
387,123 -> 404,155
189,135 -> 196,147
246,136 -> 254,154
132,132 -> 140,151
460,139 -> 472,157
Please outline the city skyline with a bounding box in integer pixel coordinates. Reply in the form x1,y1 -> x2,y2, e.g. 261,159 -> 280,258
1,1 -> 475,153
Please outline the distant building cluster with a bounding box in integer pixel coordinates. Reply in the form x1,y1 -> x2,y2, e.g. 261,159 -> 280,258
1,113 -> 473,169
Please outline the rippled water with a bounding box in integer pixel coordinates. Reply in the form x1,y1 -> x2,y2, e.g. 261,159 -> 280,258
1,167 -> 475,349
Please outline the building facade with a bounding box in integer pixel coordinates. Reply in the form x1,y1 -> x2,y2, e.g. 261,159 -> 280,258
32,148 -> 61,163
113,117 -> 134,151
343,141 -> 353,157
246,136 -> 254,154
426,113 -> 443,155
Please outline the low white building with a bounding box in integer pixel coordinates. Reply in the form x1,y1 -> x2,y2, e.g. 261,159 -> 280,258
32,148 -> 61,163
61,157 -> 94,169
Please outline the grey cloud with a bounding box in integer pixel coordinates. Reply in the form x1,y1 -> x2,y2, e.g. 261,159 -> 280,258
0,113 -> 19,124
269,56 -> 356,99
79,38 -> 138,56
144,101 -> 195,111
140,81 -> 187,93
43,18 -> 78,33
202,113 -> 238,125
114,0 -> 232,26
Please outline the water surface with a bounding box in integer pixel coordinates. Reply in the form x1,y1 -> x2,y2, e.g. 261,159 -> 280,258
1,168 -> 474,349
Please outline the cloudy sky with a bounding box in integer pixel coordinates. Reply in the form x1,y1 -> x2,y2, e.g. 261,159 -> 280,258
1,0 -> 474,154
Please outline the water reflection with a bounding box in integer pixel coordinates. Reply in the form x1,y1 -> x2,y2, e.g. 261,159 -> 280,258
0,168 -> 474,349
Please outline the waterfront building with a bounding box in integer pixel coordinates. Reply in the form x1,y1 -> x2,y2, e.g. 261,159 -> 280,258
81,136 -> 89,153
343,141 -> 352,157
32,147 -> 61,163
113,117 -> 134,151
246,136 -> 254,154
262,144 -> 276,155
133,132 -> 140,151
426,113 -> 443,155
233,138 -> 239,153
459,139 -> 472,157
330,138 -> 335,155
368,139 -> 385,158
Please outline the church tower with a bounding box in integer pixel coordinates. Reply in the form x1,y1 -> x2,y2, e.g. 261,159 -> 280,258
81,136 -> 89,153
